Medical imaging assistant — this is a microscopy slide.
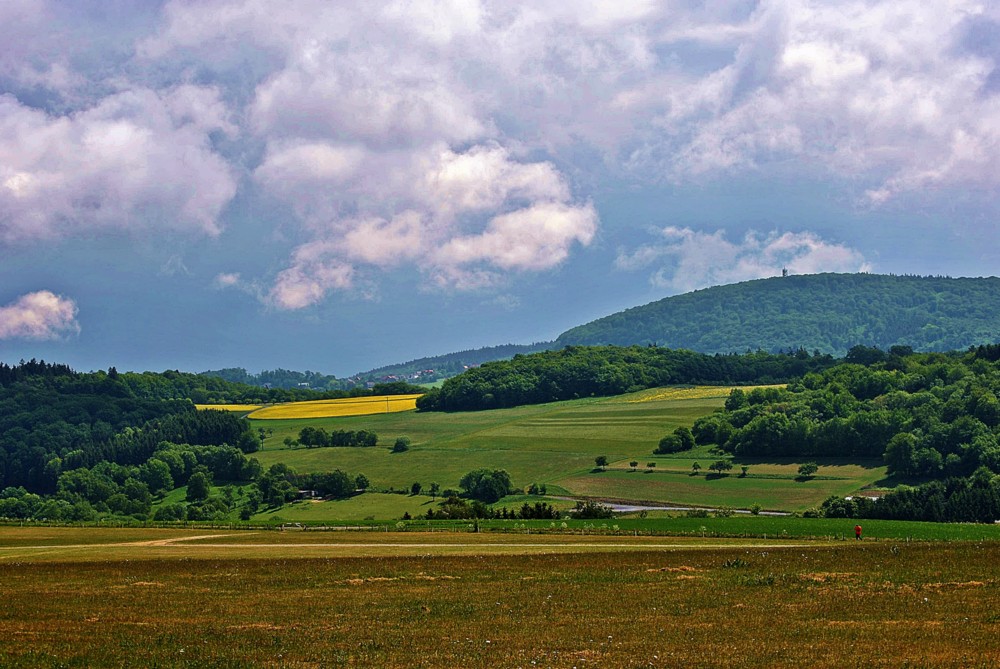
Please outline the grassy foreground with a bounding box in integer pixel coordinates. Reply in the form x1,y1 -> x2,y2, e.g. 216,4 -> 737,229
0,527 -> 997,667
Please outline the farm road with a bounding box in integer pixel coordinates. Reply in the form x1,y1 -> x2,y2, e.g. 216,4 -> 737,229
0,529 -> 817,561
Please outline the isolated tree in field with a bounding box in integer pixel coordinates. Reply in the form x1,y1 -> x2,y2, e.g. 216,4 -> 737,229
429,482 -> 440,499
709,460 -> 733,476
647,462 -> 656,471
392,436 -> 411,453
410,482 -> 423,496
629,460 -> 639,471
355,474 -> 370,491
691,462 -> 701,475
595,455 -> 609,470
740,465 -> 749,478
797,462 -> 819,478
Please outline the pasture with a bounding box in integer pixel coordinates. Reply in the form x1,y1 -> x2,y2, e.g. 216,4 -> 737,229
0,526 -> 997,667
250,388 -> 887,512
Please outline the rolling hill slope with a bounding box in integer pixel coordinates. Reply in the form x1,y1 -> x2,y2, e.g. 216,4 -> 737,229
556,273 -> 1000,355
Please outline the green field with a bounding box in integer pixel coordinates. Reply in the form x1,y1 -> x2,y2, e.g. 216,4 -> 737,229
250,389 -> 887,513
0,527 -> 998,668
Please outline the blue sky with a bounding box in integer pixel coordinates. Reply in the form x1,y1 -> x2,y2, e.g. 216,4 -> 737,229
1,1 -> 999,377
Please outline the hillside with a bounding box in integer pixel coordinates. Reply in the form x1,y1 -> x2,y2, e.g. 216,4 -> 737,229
556,273 -> 1000,355
351,342 -> 552,383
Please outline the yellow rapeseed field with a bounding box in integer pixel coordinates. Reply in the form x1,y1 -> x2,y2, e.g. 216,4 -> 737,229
194,404 -> 263,412
621,384 -> 786,403
248,394 -> 422,419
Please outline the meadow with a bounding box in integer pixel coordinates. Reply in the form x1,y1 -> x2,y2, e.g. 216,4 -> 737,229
249,388 -> 887,513
0,526 -> 997,667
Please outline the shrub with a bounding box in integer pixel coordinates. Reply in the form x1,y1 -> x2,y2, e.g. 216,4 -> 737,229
571,500 -> 614,519
459,469 -> 513,503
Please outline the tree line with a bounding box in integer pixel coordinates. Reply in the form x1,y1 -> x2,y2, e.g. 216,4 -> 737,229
416,345 -> 835,411
296,427 -> 378,448
695,346 -> 1000,481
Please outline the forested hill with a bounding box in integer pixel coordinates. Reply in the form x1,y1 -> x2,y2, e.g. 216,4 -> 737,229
556,274 -> 1000,356
351,342 -> 553,384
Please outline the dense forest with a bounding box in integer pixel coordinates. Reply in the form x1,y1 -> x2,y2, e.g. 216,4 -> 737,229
417,345 -> 836,411
125,369 -> 422,404
0,361 -> 367,522
556,274 -> 1000,356
694,345 -> 1000,476
688,345 -> 1000,521
199,367 -> 345,390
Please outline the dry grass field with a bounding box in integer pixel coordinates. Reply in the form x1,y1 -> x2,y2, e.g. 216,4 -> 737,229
620,384 -> 785,403
0,527 -> 998,667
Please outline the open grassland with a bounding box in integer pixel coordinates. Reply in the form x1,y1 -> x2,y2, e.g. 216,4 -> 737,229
249,394 -> 422,419
0,527 -> 997,668
252,392 -> 725,490
621,384 -> 785,403
560,470 -> 869,511
251,389 -> 886,512
255,492 -> 440,523
250,493 -> 581,523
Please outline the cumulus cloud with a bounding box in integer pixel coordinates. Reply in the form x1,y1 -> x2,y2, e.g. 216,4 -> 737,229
0,86 -> 237,242
256,141 -> 596,307
267,242 -> 354,310
5,1 -> 997,312
432,202 -> 597,284
213,272 -> 241,288
618,227 -> 871,294
638,1 -> 1000,200
0,290 -> 80,340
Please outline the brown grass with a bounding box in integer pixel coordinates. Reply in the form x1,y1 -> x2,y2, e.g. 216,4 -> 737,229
0,527 -> 998,667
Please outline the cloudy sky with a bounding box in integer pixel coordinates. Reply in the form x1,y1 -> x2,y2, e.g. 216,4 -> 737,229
1,1 -> 999,376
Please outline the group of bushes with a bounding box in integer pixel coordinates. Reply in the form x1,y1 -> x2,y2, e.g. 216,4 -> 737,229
296,427 -> 378,448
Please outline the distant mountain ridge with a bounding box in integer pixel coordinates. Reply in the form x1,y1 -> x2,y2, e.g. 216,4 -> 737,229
556,273 -> 1000,355
352,342 -> 553,383
352,273 -> 1000,380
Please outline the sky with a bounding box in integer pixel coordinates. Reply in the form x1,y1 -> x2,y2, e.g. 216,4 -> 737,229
1,1 -> 999,377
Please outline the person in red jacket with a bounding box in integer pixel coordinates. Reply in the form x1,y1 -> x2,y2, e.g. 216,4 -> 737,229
855,524 -> 862,540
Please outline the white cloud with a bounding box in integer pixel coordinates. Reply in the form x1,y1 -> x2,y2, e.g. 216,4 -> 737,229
433,201 -> 597,273
259,142 -> 596,307
646,1 -> 1000,199
0,290 -> 80,340
4,1 -> 996,312
341,211 -> 428,267
267,242 -> 354,310
0,86 -> 237,242
618,227 -> 871,294
213,272 -> 241,288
